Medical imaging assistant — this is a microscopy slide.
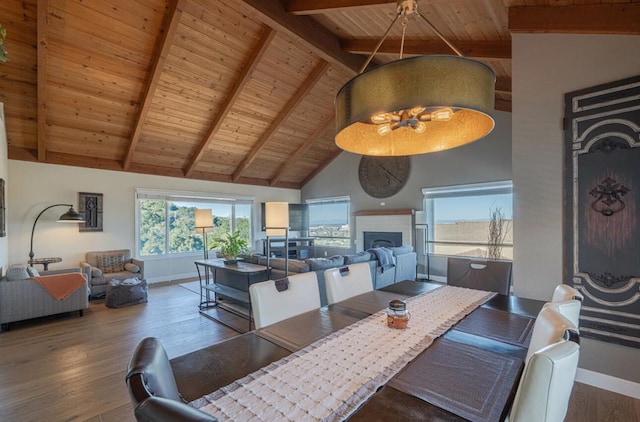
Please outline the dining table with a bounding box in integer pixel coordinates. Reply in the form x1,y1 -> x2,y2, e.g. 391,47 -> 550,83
170,280 -> 545,421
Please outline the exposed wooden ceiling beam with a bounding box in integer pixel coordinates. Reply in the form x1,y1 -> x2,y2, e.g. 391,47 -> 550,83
123,0 -> 184,170
494,99 -> 511,113
301,148 -> 343,186
495,76 -> 511,95
37,0 -> 48,162
225,0 -> 365,74
184,28 -> 276,177
232,60 -> 331,182
509,4 -> 640,35
269,116 -> 333,186
342,39 -> 512,59
287,0 -> 396,15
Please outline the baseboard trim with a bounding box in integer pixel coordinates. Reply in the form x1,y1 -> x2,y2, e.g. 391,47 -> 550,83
147,272 -> 199,285
575,368 -> 640,399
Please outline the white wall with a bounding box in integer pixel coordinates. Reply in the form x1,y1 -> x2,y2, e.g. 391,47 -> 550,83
512,33 -> 640,383
0,104 -> 7,275
7,160 -> 299,282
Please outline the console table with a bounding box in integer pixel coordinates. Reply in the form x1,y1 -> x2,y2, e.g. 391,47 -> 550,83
194,259 -> 269,333
262,237 -> 315,259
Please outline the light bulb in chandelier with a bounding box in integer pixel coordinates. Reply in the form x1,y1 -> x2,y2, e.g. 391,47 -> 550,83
371,107 -> 455,136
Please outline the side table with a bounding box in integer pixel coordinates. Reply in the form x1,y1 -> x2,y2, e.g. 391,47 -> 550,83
30,257 -> 62,271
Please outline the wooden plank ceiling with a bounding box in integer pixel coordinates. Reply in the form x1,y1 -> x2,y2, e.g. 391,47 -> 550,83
1,0 -> 637,188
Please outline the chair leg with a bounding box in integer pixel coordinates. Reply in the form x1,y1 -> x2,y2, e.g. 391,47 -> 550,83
79,309 -> 84,317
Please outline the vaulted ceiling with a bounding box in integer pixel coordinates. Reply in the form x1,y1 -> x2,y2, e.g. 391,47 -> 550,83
1,0 -> 637,189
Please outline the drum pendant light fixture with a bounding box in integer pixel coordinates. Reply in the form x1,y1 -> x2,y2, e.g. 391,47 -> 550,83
335,0 -> 496,156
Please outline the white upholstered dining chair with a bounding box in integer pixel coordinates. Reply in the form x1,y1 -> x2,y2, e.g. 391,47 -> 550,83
249,272 -> 321,329
546,283 -> 584,328
552,284 -> 584,302
324,262 -> 373,305
526,307 -> 578,363
507,339 -> 580,422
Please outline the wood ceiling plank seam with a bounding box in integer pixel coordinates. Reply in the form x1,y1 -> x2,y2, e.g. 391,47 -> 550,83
37,0 -> 49,162
47,0 -> 164,45
46,60 -> 146,97
222,0 -> 365,74
509,4 -> 640,34
301,148 -> 343,186
287,0 -> 396,15
269,115 -> 334,186
53,0 -> 166,32
230,59 -> 331,182
123,0 -> 184,170
184,27 -> 276,177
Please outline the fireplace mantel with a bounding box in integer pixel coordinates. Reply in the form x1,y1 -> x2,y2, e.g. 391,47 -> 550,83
354,210 -> 414,252
352,209 -> 413,217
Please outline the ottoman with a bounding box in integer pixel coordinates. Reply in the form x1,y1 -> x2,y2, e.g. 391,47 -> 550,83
105,278 -> 148,308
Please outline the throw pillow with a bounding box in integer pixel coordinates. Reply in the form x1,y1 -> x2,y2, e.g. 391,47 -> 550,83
26,266 -> 40,277
91,267 -> 103,278
97,254 -> 126,273
124,263 -> 140,273
6,265 -> 30,281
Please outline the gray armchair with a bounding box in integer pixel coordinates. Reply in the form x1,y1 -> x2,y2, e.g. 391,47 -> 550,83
81,249 -> 144,298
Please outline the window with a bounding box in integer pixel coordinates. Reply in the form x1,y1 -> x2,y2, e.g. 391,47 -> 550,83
422,181 -> 513,260
136,189 -> 253,257
306,196 -> 350,247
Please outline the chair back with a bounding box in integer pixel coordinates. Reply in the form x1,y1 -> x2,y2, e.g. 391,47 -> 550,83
250,272 -> 321,329
446,257 -> 512,295
508,340 -> 580,422
324,262 -> 374,305
85,249 -> 132,268
543,300 -> 581,329
125,337 -> 181,406
552,284 -> 584,302
526,307 -> 578,363
134,397 -> 217,422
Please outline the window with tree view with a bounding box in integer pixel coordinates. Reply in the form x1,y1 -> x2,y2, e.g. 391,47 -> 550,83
306,197 -> 350,247
423,181 -> 513,260
136,190 -> 253,257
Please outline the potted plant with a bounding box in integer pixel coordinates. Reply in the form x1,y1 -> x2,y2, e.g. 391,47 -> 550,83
211,230 -> 250,264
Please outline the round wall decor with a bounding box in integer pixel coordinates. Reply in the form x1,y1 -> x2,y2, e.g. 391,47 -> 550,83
358,156 -> 411,198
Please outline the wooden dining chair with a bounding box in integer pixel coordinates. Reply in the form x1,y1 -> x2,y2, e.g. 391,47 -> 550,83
526,307 -> 578,363
324,262 -> 374,305
249,271 -> 321,329
507,340 -> 580,422
446,257 -> 512,295
125,337 -> 182,406
134,396 -> 217,422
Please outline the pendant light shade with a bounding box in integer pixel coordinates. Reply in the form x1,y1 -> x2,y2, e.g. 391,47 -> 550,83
335,55 -> 495,156
57,206 -> 86,222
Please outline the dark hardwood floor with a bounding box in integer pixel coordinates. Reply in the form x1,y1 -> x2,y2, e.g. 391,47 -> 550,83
0,281 -> 636,421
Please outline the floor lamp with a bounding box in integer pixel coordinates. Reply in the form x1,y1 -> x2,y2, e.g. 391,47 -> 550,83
29,204 -> 85,267
195,209 -> 214,260
414,211 -> 430,281
265,202 -> 289,279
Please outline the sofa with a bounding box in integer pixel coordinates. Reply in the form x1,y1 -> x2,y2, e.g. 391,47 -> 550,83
241,245 -> 417,306
81,249 -> 145,298
0,266 -> 90,330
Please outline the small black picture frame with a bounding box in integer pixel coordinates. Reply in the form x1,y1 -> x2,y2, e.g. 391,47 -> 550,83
78,192 -> 103,232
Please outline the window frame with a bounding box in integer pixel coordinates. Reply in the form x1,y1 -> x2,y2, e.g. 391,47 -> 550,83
305,196 -> 351,248
135,188 -> 254,259
422,181 -> 513,259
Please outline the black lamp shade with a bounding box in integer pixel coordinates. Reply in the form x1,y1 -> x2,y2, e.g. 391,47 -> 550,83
57,207 -> 85,222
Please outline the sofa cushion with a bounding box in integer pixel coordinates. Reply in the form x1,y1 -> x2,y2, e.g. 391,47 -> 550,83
344,251 -> 372,265
6,265 -> 30,281
391,245 -> 414,256
305,255 -> 345,271
124,262 -> 141,273
258,258 -> 310,273
97,253 -> 126,273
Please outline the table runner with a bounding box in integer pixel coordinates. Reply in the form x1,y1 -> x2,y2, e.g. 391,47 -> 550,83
389,337 -> 524,422
192,286 -> 495,421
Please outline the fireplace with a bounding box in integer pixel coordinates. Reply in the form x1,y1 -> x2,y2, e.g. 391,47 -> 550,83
364,231 -> 403,249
